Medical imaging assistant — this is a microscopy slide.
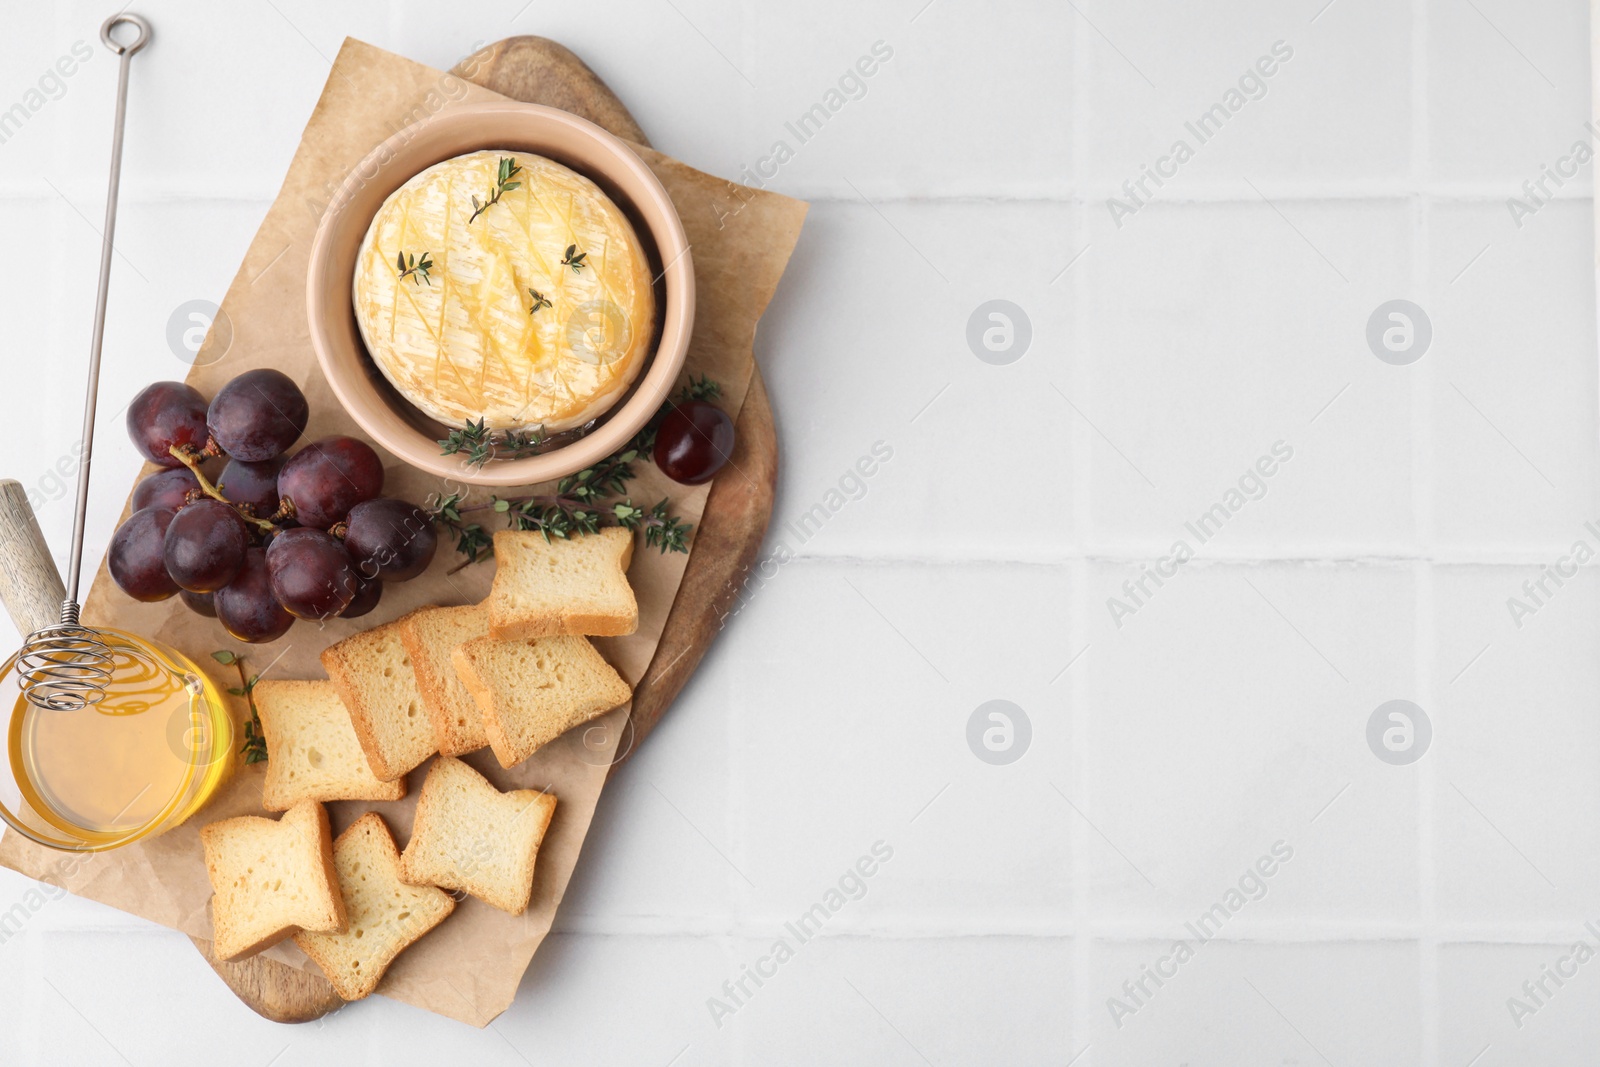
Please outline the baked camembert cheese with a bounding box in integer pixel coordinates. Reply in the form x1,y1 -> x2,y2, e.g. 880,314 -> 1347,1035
354,150 -> 655,434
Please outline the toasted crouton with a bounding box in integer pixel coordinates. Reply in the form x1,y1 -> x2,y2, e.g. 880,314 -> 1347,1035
321,621 -> 437,781
398,757 -> 557,915
255,680 -> 406,810
294,812 -> 455,1000
486,527 -> 637,640
451,635 -> 631,768
397,604 -> 491,756
199,799 -> 345,961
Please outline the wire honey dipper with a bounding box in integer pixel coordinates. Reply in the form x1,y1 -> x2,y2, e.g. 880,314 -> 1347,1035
12,14 -> 151,712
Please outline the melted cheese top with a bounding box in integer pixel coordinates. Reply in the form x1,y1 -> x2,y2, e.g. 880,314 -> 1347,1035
353,150 -> 655,434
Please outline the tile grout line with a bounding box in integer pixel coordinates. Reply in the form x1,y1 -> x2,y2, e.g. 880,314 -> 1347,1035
333,918 -> 1600,941
728,0 -> 753,997
1413,0 -> 1439,1060
728,27 -> 752,1046
1418,559 -> 1441,1067
43,908 -> 1600,942
1069,553 -> 1094,1055
35,910 -> 1600,941
727,616 -> 747,1067
737,551 -> 1600,572
1069,3 -> 1095,1054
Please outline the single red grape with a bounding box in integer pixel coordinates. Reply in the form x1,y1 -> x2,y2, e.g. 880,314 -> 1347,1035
278,436 -> 384,529
207,368 -> 309,462
109,507 -> 179,602
343,498 -> 437,582
127,381 -> 210,468
216,547 -> 294,643
180,589 -> 217,617
653,399 -> 735,485
340,574 -> 383,619
162,499 -> 250,593
131,468 -> 200,512
217,455 -> 284,517
266,527 -> 357,620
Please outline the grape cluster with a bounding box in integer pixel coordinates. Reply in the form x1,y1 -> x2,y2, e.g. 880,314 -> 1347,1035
110,369 -> 437,643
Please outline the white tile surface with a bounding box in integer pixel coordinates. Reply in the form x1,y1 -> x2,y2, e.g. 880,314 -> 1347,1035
1082,199 -> 1418,554
1428,0 -> 1593,185
1082,560 -> 1421,924
0,0 -> 1598,1063
1431,564 -> 1600,923
1427,198 -> 1600,550
757,200 -> 1076,560
1437,940 -> 1600,1065
745,3 -> 1073,200
727,560 -> 1072,925
1088,939 -> 1423,1066
723,935 -> 1076,1065
1083,0 -> 1413,191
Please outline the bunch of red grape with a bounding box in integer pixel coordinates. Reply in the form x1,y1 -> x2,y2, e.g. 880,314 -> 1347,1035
110,369 -> 437,643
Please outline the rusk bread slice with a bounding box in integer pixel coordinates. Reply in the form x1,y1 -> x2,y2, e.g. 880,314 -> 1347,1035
199,799 -> 345,961
451,635 -> 632,769
255,680 -> 406,811
397,604 -> 491,756
321,620 -> 437,781
486,527 -> 638,640
294,812 -> 455,1001
398,756 -> 558,915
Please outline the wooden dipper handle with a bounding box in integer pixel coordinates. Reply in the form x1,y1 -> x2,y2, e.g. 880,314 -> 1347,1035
0,480 -> 67,636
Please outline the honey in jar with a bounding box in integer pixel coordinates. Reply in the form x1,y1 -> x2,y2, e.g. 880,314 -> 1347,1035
0,629 -> 231,851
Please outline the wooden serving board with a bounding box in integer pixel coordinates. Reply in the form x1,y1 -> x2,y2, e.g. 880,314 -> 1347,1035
189,35 -> 778,1023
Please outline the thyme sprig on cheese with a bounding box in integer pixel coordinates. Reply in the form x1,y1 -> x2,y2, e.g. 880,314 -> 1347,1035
560,244 -> 588,273
527,288 -> 552,314
395,251 -> 433,286
467,156 -> 523,224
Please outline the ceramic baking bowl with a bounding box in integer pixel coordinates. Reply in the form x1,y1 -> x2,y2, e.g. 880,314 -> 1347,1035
306,101 -> 693,487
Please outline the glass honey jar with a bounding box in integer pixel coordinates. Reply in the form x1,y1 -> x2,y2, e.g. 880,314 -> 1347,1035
0,629 -> 232,852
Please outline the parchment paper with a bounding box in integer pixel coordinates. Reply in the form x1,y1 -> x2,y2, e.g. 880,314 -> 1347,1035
0,38 -> 805,1026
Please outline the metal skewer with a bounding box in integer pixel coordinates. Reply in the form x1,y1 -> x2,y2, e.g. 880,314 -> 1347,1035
19,13 -> 151,711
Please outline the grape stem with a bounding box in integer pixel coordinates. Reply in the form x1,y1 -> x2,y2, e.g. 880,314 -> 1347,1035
166,445 -> 279,533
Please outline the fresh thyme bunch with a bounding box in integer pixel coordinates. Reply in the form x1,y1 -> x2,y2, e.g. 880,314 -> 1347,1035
438,418 -> 548,468
429,443 -> 691,567
428,377 -> 723,566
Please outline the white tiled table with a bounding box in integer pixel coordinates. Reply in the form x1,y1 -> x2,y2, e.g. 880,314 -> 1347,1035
1,0 -> 1597,1063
